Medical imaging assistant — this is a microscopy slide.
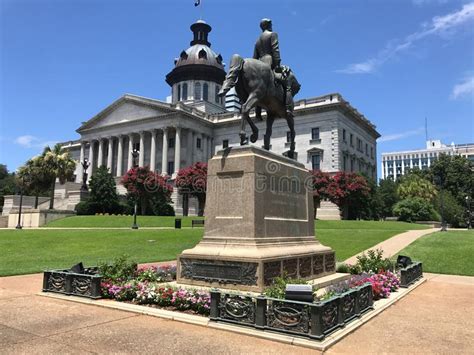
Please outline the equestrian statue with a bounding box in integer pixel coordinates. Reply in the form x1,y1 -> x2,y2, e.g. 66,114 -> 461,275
218,18 -> 301,159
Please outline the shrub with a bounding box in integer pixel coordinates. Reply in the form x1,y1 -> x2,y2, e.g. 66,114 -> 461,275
356,249 -> 393,273
98,255 -> 137,283
264,275 -> 309,299
135,265 -> 177,283
393,197 -> 439,222
88,166 -> 121,214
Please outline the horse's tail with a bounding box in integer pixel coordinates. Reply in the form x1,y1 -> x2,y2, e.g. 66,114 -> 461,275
222,54 -> 244,91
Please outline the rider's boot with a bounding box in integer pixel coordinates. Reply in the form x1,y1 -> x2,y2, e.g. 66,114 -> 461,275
263,134 -> 271,150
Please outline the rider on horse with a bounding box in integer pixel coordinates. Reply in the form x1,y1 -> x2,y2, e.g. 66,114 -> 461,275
219,18 -> 298,119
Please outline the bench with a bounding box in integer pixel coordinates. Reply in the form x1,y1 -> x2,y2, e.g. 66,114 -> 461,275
192,219 -> 205,228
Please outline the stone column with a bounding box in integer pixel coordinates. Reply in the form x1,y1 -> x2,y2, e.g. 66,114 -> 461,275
127,134 -> 134,170
207,136 -> 212,159
139,131 -> 145,167
87,140 -> 95,179
381,160 -> 385,179
116,135 -> 124,177
79,141 -> 85,178
107,137 -> 113,172
150,130 -> 157,172
401,158 -> 405,176
418,157 -> 422,170
174,127 -> 181,174
162,127 -> 169,175
410,155 -> 413,170
428,156 -> 431,167
187,129 -> 194,165
202,134 -> 208,162
97,138 -> 104,167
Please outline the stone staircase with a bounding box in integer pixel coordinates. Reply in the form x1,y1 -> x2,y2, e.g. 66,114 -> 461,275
317,200 -> 341,220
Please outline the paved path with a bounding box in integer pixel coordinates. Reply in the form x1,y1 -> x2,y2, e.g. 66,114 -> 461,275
344,228 -> 438,264
1,272 -> 473,354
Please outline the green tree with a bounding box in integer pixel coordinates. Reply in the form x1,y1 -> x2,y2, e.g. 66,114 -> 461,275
88,166 -> 120,214
434,190 -> 465,228
42,144 -> 76,209
17,156 -> 53,208
397,173 -> 437,202
430,154 -> 474,205
0,164 -> 16,210
359,175 -> 383,220
393,197 -> 439,222
378,178 -> 399,218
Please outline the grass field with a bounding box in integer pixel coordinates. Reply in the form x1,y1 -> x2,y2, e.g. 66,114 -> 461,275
0,229 -> 203,276
0,219 -> 430,276
396,231 -> 474,276
44,215 -> 204,228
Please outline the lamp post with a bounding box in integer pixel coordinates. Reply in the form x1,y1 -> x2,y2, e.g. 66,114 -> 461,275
466,196 -> 472,230
131,148 -> 140,230
434,174 -> 447,232
15,177 -> 24,230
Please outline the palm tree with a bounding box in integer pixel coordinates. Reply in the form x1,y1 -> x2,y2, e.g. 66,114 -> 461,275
17,155 -> 54,208
42,144 -> 76,209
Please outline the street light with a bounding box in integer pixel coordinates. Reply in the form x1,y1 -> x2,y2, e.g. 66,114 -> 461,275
131,148 -> 140,230
434,174 -> 447,232
466,196 -> 472,230
16,176 -> 24,230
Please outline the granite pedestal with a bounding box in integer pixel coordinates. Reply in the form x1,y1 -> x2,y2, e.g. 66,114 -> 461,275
177,146 -> 336,292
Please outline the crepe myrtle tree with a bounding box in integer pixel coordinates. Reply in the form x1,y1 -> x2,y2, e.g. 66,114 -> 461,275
121,166 -> 173,215
176,162 -> 207,216
325,172 -> 370,220
310,170 -> 331,219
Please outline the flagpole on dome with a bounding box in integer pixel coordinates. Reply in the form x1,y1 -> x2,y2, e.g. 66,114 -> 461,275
194,0 -> 203,20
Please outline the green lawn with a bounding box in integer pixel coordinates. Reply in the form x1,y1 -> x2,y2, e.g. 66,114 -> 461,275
44,215 -> 204,228
396,231 -> 474,276
316,220 -> 429,261
0,219 -> 430,276
0,229 -> 202,276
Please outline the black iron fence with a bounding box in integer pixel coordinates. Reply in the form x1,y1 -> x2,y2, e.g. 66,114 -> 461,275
43,269 -> 102,299
210,283 -> 373,340
399,262 -> 423,288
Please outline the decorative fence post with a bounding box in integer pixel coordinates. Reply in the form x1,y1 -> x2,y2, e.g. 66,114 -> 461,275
210,289 -> 220,320
309,304 -> 324,340
255,295 -> 267,329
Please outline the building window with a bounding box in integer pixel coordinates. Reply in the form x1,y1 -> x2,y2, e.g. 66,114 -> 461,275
350,134 -> 353,147
168,161 -> 174,174
177,84 -> 181,101
182,83 -> 188,100
194,82 -> 201,100
350,158 -> 354,172
311,127 -> 320,140
222,139 -> 229,148
365,143 -> 368,156
196,137 -> 202,149
286,131 -> 291,143
169,137 -> 175,148
370,147 -> 374,158
343,155 -> 347,171
311,154 -> 321,171
203,83 -> 209,101
342,129 -> 346,142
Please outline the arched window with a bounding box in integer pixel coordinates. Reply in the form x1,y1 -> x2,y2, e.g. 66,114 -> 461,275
215,86 -> 220,103
203,83 -> 208,101
194,82 -> 201,100
177,84 -> 181,101
182,83 -> 188,100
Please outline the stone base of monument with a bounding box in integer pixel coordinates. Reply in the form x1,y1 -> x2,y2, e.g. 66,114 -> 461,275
177,146 -> 338,292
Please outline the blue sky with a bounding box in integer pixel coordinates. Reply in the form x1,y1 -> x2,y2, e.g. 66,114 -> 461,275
1,0 -> 473,176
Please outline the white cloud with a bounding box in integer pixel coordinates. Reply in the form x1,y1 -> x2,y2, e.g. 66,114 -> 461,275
338,2 -> 474,74
451,75 -> 474,99
379,128 -> 424,143
14,135 -> 56,149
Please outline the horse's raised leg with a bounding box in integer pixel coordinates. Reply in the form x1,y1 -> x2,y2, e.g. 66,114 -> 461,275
241,92 -> 260,143
264,114 -> 275,150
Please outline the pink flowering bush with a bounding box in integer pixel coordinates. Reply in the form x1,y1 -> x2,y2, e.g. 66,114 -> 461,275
135,265 -> 177,283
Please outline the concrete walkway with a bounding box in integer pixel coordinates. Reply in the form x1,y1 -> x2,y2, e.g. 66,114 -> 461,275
1,272 -> 473,354
344,227 -> 438,264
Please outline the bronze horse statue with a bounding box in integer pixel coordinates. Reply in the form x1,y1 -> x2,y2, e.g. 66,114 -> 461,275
223,54 -> 301,158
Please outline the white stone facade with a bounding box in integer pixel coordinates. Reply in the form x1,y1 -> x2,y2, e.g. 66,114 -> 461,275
381,139 -> 474,180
